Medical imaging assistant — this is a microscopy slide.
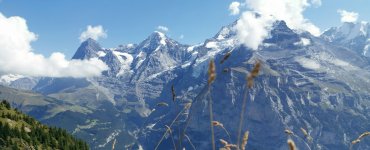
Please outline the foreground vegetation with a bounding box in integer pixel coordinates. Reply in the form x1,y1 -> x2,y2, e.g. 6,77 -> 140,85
0,100 -> 89,150
153,56 -> 370,150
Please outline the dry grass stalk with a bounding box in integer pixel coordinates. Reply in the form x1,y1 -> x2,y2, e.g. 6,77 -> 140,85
111,139 -> 116,150
351,131 -> 370,145
287,139 -> 296,150
184,134 -> 196,150
208,59 -> 216,85
155,104 -> 191,150
352,139 -> 361,145
184,103 -> 192,110
156,102 -> 169,107
220,139 -> 228,145
225,144 -> 238,149
237,60 -> 261,148
212,121 -> 223,127
241,131 -> 249,150
212,121 -> 232,143
246,60 -> 261,88
171,84 -> 176,102
220,139 -> 231,150
207,58 -> 216,150
285,129 -> 294,135
300,127 -> 308,137
358,131 -> 370,140
220,52 -> 231,64
165,125 -> 177,150
300,127 -> 313,142
219,139 -> 238,150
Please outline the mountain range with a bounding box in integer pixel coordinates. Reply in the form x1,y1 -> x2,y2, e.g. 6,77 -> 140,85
1,20 -> 370,150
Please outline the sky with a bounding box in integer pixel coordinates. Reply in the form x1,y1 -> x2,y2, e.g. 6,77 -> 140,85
0,0 -> 369,78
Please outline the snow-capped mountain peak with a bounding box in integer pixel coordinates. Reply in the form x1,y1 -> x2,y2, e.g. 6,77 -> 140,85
143,31 -> 168,47
153,31 -> 167,45
322,21 -> 369,41
72,38 -> 104,60
321,21 -> 370,57
4,18 -> 370,150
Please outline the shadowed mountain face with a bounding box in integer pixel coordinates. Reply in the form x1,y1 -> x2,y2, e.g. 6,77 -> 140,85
72,38 -> 104,60
2,20 -> 370,150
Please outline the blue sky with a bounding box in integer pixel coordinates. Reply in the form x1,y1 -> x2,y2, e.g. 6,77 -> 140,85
0,0 -> 369,58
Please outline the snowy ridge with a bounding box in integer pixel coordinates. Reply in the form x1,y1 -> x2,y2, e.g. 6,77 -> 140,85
321,21 -> 370,57
0,74 -> 24,85
4,19 -> 370,150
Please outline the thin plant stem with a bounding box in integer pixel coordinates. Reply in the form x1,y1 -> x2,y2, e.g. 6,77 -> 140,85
208,85 -> 216,150
237,87 -> 249,149
154,105 -> 188,150
111,139 -> 116,150
165,125 -> 177,150
185,134 -> 197,150
178,87 -> 208,148
220,126 -> 232,143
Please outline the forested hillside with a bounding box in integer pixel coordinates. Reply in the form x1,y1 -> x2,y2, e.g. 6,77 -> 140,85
0,100 -> 89,150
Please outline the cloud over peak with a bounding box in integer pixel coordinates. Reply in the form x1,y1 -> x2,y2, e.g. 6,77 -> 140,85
79,25 -> 107,42
234,0 -> 321,50
229,2 -> 241,15
0,13 -> 108,78
157,25 -> 169,32
337,9 -> 359,23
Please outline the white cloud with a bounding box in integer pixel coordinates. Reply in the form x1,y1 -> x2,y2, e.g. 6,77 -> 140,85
79,25 -> 107,42
0,13 -> 108,78
236,12 -> 274,50
229,2 -> 241,15
337,9 -> 359,23
246,0 -> 321,36
235,0 -> 321,50
310,0 -> 322,7
157,25 -> 169,32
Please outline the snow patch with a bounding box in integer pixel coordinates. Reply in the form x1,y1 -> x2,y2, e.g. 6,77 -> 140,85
181,62 -> 191,68
216,27 -> 231,40
205,41 -> 219,49
112,51 -> 134,76
146,123 -> 156,130
97,51 -> 106,57
294,38 -> 311,46
187,46 -> 195,52
98,130 -> 121,148
155,31 -> 167,46
363,39 -> 370,56
0,74 -> 24,85
135,104 -> 152,117
135,51 -> 146,69
318,52 -> 353,69
146,66 -> 176,80
127,43 -> 134,48
296,57 -> 321,70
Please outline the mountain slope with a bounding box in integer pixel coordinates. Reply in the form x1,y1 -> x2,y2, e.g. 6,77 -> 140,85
321,21 -> 370,57
140,21 -> 370,150
72,38 -> 105,60
1,20 -> 370,150
0,100 -> 89,150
